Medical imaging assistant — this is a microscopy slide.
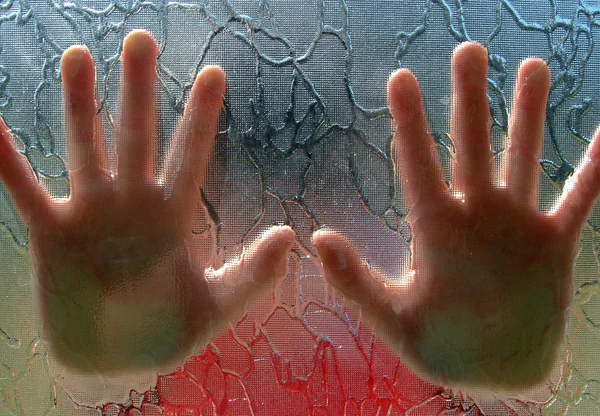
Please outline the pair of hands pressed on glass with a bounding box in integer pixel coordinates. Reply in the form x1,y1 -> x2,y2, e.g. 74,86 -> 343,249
1,30 -> 600,392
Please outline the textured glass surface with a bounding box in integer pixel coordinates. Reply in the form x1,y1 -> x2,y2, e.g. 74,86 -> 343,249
1,0 -> 600,414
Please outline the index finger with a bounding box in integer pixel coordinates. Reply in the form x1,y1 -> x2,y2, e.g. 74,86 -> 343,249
388,69 -> 450,211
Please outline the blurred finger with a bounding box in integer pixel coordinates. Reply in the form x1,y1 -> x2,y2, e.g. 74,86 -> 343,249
388,69 -> 449,211
506,59 -> 550,208
94,102 -> 108,170
451,42 -> 492,199
553,129 -> 600,233
62,46 -> 103,170
116,30 -> 159,191
0,119 -> 50,223
312,229 -> 395,323
212,226 -> 295,323
167,66 -> 226,212
62,46 -> 109,196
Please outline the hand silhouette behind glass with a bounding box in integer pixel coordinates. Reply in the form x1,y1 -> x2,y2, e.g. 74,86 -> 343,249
0,30 -> 294,373
314,42 -> 600,391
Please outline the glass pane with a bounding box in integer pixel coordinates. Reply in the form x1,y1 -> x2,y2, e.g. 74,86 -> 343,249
1,0 -> 599,414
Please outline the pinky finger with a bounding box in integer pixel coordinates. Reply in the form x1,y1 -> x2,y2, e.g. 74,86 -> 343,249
0,118 -> 50,223
553,128 -> 600,233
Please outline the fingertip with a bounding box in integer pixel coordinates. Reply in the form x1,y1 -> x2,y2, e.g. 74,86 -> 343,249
388,68 -> 415,88
517,58 -> 550,93
61,45 -> 94,81
518,57 -> 549,77
387,69 -> 419,97
245,225 -> 296,279
312,227 -> 341,251
387,68 -> 422,125
313,229 -> 359,273
186,66 -> 226,116
196,65 -> 227,96
453,41 -> 488,62
122,30 -> 159,62
452,41 -> 489,86
262,225 -> 296,254
274,224 -> 296,243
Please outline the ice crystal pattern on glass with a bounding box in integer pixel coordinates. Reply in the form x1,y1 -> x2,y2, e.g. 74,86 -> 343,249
1,0 -> 600,414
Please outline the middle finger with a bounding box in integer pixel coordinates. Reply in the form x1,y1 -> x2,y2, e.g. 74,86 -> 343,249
116,30 -> 159,193
451,42 -> 493,201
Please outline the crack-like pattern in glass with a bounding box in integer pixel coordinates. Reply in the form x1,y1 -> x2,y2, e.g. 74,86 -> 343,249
1,0 -> 600,414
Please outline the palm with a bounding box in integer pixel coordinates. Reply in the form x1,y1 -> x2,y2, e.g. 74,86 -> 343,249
413,186 -> 576,298
28,190 -> 206,372
405,190 -> 576,388
0,31 -> 294,374
313,42 -> 600,391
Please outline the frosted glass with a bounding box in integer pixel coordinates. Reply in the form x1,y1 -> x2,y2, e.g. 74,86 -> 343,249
1,0 -> 600,414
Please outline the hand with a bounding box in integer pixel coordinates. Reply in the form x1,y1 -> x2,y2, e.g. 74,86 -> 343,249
0,30 -> 295,374
313,42 -> 600,391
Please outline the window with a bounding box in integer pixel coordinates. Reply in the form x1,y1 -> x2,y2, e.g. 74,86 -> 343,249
1,0 -> 599,414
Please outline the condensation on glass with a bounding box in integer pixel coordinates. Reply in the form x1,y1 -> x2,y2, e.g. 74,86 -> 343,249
1,0 -> 600,414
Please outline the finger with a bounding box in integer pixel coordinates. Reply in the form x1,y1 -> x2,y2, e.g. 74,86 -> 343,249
451,42 -> 492,199
212,226 -> 295,322
116,30 -> 159,191
388,69 -> 450,211
553,128 -> 600,233
94,102 -> 108,170
0,119 -> 50,223
312,229 -> 395,323
506,59 -> 550,207
62,46 -> 110,195
62,46 -> 100,170
167,66 -> 226,211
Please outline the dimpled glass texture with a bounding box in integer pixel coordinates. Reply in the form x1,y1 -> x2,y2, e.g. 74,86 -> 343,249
1,0 -> 600,414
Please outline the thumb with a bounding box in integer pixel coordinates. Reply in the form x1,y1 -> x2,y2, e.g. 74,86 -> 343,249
210,225 -> 295,323
313,229 -> 410,332
313,229 -> 389,310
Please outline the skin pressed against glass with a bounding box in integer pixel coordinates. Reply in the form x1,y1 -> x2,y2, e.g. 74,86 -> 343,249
1,1 -> 600,414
